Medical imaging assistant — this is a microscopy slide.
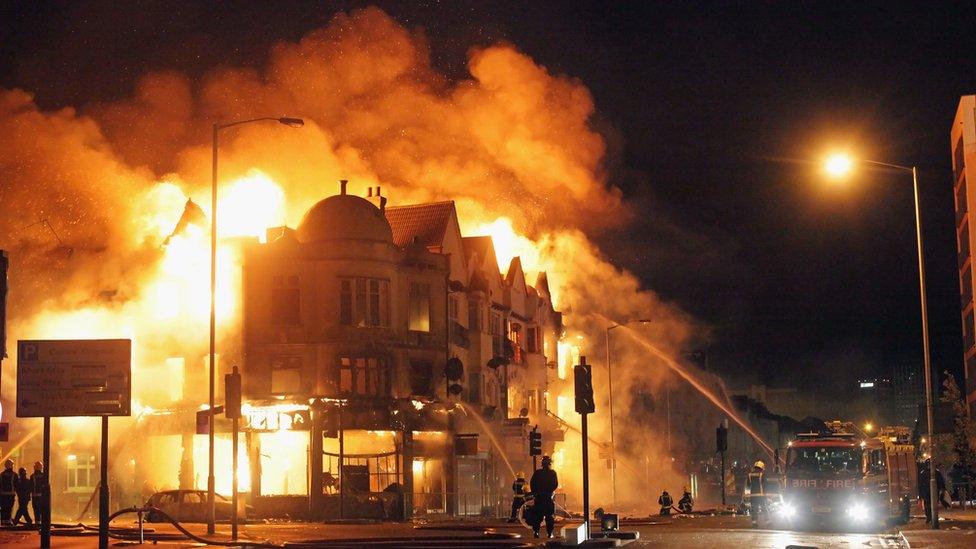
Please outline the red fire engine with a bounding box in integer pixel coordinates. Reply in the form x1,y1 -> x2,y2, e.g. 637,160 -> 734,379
773,422 -> 916,529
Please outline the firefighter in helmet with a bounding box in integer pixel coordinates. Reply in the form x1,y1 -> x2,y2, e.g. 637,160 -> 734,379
658,489 -> 674,515
678,486 -> 694,513
747,460 -> 766,527
509,471 -> 527,522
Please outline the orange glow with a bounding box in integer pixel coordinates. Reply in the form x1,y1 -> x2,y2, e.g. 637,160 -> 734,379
824,153 -> 854,178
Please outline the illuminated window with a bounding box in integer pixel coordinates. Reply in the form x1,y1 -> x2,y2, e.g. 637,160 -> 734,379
490,312 -> 504,356
339,278 -> 389,327
271,357 -> 302,394
339,357 -> 389,397
271,275 -> 300,325
66,454 -> 97,493
408,282 -> 431,332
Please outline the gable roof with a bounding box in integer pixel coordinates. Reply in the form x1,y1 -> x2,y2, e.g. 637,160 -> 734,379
384,201 -> 456,249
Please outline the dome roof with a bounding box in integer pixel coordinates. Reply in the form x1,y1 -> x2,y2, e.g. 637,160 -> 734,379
296,194 -> 393,244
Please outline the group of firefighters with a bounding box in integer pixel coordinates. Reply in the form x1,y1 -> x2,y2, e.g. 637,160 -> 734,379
508,455 -> 559,539
0,459 -> 49,527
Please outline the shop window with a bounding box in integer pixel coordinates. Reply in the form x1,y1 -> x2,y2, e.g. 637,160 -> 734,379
66,454 -> 97,493
409,282 -> 431,332
339,357 -> 389,397
271,275 -> 300,325
271,357 -> 302,394
339,278 -> 389,327
409,360 -> 433,395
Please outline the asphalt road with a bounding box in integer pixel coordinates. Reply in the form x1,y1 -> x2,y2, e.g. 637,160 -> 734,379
0,513 -> 974,548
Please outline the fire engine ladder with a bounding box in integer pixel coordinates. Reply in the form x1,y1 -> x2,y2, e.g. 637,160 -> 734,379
545,409 -> 609,450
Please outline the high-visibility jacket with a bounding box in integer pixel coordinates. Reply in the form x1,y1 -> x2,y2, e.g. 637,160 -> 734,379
512,478 -> 527,499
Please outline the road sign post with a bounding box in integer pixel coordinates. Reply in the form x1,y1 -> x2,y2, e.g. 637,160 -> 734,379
16,339 -> 131,549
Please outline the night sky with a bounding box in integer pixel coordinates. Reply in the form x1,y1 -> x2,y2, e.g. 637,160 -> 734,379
3,1 -> 974,400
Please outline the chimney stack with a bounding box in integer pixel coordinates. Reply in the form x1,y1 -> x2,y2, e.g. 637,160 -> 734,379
380,196 -> 387,212
339,179 -> 348,195
376,186 -> 381,196
367,187 -> 373,197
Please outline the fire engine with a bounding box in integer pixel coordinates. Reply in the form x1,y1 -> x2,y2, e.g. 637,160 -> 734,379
773,422 -> 917,529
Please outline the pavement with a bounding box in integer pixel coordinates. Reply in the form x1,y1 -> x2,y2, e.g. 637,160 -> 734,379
1,506 -> 976,548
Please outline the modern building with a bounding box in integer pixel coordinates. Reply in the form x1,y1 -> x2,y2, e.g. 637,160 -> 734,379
238,181 -> 564,519
951,95 -> 976,416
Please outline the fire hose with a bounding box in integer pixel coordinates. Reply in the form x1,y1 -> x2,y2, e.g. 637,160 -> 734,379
49,505 -> 279,547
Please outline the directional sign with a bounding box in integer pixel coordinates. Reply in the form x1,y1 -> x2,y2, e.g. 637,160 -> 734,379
17,339 -> 131,417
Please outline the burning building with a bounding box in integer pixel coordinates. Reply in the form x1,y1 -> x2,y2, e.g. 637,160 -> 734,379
235,182 -> 564,519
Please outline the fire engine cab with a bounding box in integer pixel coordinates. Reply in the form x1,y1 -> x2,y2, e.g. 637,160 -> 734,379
774,422 -> 916,528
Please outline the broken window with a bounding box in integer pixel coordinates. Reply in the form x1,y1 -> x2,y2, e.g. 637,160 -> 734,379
271,275 -> 300,325
339,278 -> 390,327
271,356 -> 302,394
409,282 -> 431,332
339,356 -> 389,397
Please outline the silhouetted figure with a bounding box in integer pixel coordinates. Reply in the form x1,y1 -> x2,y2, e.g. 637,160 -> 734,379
0,460 -> 16,525
30,462 -> 49,528
918,461 -> 947,523
658,490 -> 673,515
509,471 -> 527,523
747,461 -> 766,528
529,456 -> 558,538
13,468 -> 32,525
678,487 -> 694,513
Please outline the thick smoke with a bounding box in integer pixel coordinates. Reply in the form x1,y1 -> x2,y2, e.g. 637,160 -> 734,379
0,7 -> 729,513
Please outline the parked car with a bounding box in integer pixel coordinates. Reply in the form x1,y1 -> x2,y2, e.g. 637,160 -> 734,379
145,490 -> 250,523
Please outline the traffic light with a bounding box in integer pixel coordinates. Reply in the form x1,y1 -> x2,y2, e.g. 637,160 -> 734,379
716,424 -> 728,453
529,429 -> 542,456
574,356 -> 595,415
225,366 -> 242,419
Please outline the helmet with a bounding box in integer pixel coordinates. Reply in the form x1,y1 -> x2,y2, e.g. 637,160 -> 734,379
33,461 -> 43,471
541,455 -> 552,465
683,486 -> 689,492
517,471 -> 525,479
754,460 -> 765,470
3,459 -> 12,468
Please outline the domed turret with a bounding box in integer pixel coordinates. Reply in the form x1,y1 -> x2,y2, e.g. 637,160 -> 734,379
296,181 -> 393,244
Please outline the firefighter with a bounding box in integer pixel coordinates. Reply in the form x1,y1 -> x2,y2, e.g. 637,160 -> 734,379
0,460 -> 16,525
13,468 -> 32,525
658,490 -> 673,515
747,460 -> 766,527
678,486 -> 694,513
509,471 -> 527,522
528,456 -> 558,539
31,462 -> 49,528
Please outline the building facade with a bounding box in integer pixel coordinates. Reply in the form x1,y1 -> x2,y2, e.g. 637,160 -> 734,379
239,182 -> 563,519
951,95 -> 976,416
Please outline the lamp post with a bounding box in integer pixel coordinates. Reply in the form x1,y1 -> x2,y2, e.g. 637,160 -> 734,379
604,319 -> 651,508
207,116 -> 303,533
822,154 -> 938,529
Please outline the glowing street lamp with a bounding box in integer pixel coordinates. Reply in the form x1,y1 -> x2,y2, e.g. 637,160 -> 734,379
819,152 -> 938,529
207,116 -> 304,534
605,318 -> 652,508
864,422 -> 874,434
824,153 -> 854,178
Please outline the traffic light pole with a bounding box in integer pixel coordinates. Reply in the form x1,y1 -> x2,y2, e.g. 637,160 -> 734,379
574,356 -> 595,540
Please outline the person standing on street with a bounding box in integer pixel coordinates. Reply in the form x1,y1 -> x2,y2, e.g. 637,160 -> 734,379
747,460 -> 767,528
509,471 -> 527,523
30,462 -> 49,528
529,456 -> 558,539
13,468 -> 32,525
0,460 -> 17,525
658,490 -> 673,515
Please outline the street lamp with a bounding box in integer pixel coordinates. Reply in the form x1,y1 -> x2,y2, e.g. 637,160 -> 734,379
605,318 -> 652,508
207,116 -> 304,533
821,153 -> 939,529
